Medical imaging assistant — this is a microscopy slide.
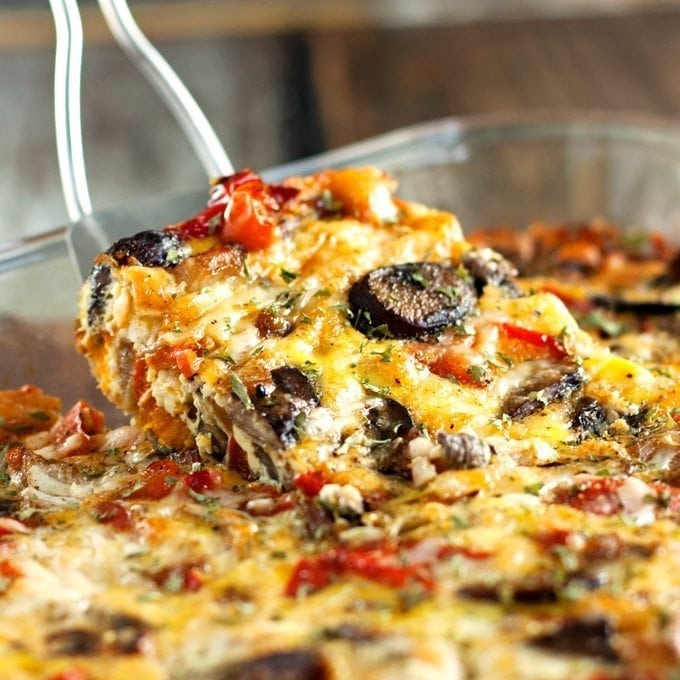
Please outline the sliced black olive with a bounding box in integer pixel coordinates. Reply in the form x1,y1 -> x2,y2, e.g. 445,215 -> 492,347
570,396 -> 609,439
348,262 -> 476,339
461,248 -> 520,297
501,360 -> 584,420
435,432 -> 492,470
105,230 -> 185,268
529,617 -> 619,662
219,649 -> 329,680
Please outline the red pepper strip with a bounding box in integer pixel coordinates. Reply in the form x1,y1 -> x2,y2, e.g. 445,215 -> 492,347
286,545 -> 435,597
168,202 -> 225,240
500,322 -> 568,360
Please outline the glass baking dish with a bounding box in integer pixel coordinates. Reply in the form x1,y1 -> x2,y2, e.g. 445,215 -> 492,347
2,112 -> 680,420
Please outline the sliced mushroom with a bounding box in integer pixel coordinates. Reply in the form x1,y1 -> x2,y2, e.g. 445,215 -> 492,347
529,617 -> 619,662
570,396 -> 609,439
218,649 -> 328,680
86,263 -> 113,328
349,262 -> 476,339
435,432 -> 492,470
365,397 -> 415,477
500,360 -> 584,420
105,229 -> 185,268
366,397 -> 413,442
172,244 -> 244,291
212,366 -> 320,483
45,610 -> 152,657
461,248 -> 520,297
253,367 -> 319,446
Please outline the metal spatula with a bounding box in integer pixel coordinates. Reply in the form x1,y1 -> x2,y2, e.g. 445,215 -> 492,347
50,0 -> 234,279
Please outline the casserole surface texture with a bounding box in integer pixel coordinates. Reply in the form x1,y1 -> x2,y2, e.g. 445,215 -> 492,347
1,167 -> 679,678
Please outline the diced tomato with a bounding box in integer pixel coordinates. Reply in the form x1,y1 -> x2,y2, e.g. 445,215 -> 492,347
285,544 -> 435,597
173,347 -> 200,379
4,444 -> 27,471
499,322 -> 568,360
185,467 -> 222,493
551,478 -> 625,516
552,477 -> 680,518
532,528 -> 573,550
92,500 -> 133,531
0,559 -> 22,579
428,350 -> 486,385
48,668 -> 91,680
293,470 -> 327,497
129,460 -> 183,500
151,561 -> 204,593
168,169 -> 299,252
148,345 -> 201,379
221,189 -> 278,251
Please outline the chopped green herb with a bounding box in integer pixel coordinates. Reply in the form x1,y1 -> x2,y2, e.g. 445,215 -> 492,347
371,343 -> 394,363
314,288 -> 331,298
582,311 -> 627,338
165,247 -> 182,265
524,482 -> 544,496
435,286 -> 460,301
451,515 -> 469,529
18,507 -> 41,521
230,373 -> 254,410
496,352 -> 514,368
29,411 -> 51,422
409,271 -> 429,289
280,268 -> 299,284
467,364 -> 487,384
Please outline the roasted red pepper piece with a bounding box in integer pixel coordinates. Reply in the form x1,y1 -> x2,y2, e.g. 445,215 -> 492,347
184,467 -> 222,493
168,169 -> 299,251
92,500 -> 134,531
500,322 -> 568,360
286,544 -> 435,597
293,470 -> 327,497
129,460 -> 183,500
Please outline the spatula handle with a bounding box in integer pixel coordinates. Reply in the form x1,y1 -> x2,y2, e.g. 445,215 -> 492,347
97,0 -> 234,179
49,0 -> 92,222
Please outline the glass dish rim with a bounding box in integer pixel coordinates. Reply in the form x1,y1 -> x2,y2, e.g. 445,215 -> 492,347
2,109 -> 680,271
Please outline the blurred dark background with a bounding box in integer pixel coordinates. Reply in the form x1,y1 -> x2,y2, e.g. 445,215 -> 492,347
1,0 -> 680,240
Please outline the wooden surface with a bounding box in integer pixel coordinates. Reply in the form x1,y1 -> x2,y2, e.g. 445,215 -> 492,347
2,9 -> 680,240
